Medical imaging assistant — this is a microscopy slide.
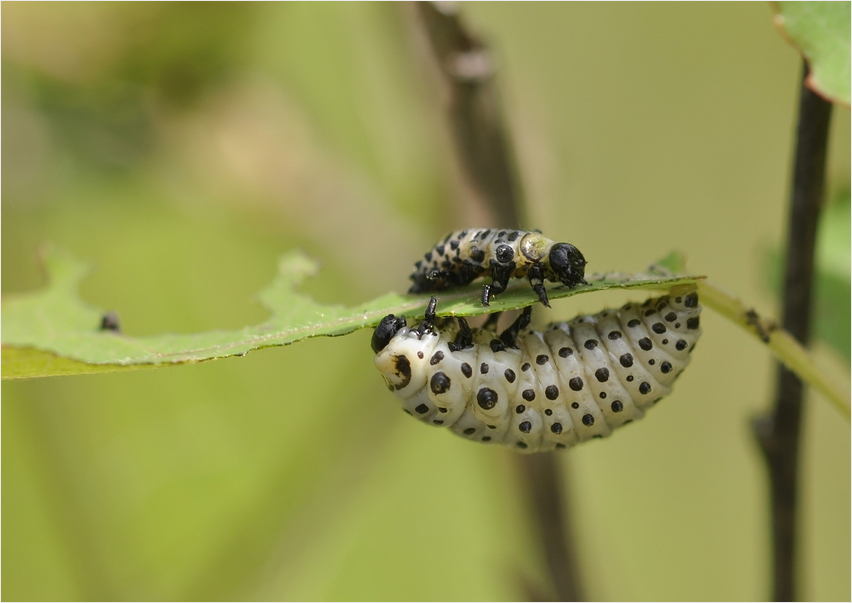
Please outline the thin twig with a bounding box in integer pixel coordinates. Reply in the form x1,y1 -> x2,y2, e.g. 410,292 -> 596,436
753,61 -> 833,602
416,1 -> 521,228
415,3 -> 583,600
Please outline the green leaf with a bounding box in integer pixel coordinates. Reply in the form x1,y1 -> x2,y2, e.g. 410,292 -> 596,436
773,1 -> 851,106
2,246 -> 705,379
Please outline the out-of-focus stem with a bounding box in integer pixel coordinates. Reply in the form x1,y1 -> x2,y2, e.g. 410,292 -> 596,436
416,1 -> 521,228
415,3 -> 584,600
753,61 -> 833,602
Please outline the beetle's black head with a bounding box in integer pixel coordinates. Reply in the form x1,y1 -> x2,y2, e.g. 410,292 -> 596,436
549,243 -> 587,288
371,314 -> 407,353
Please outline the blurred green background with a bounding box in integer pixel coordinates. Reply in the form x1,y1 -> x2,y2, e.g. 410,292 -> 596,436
3,3 -> 849,600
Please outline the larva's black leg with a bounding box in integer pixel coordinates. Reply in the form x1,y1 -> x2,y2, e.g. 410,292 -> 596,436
449,317 -> 474,351
481,284 -> 492,307
425,296 -> 437,322
528,265 -> 551,307
415,296 -> 438,337
500,305 -> 533,348
533,284 -> 550,307
481,311 -> 502,332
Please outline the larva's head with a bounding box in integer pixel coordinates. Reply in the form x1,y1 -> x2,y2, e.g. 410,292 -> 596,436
371,314 -> 407,353
373,317 -> 440,394
548,243 -> 587,288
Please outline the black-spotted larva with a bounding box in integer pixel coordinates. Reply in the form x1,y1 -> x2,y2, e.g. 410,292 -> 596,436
408,228 -> 587,307
372,288 -> 701,453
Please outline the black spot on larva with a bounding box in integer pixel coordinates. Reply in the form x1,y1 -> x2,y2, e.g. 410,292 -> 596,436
425,251 -> 433,262
458,230 -> 468,238
661,361 -> 673,374
516,405 -> 526,414
482,436 -> 492,442
649,359 -> 656,366
450,239 -> 460,251
435,244 -> 445,256
608,331 -> 622,340
639,382 -> 652,395
593,435 -> 603,439
551,423 -> 563,434
430,372 -> 451,395
627,319 -> 641,328
508,231 -> 520,242
611,400 -> 623,412
487,425 -> 496,429
644,309 -> 656,317
545,385 -> 559,400
684,292 -> 698,308
571,402 -> 579,409
556,443 -> 567,449
599,392 -> 607,399
676,339 -> 688,351
595,368 -> 610,382
522,389 -> 536,402
665,312 -> 677,322
584,339 -> 598,350
480,362 -> 489,374
461,363 -> 473,378
652,322 -> 666,334
620,353 -> 634,368
626,375 -> 634,382
463,427 -> 476,435
638,337 -> 653,351
517,441 -> 528,449
496,245 -> 514,263
582,414 -> 595,426
490,339 -> 506,353
417,352 -> 424,359
521,363 -> 531,372
569,377 -> 584,391
393,355 -> 412,390
469,247 -> 486,262
544,409 -> 553,416
519,421 -> 532,433
477,388 -> 498,410
505,369 -> 516,383
429,351 -> 444,365
662,339 -> 669,345
559,347 -> 573,357
415,403 -> 429,414
433,419 -> 444,425
438,407 -> 448,413
536,354 -> 549,365
687,317 -> 700,330
675,296 -> 682,303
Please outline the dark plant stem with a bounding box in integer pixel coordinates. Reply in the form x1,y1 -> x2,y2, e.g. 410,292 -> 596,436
415,4 -> 583,600
416,1 -> 521,228
753,61 -> 832,602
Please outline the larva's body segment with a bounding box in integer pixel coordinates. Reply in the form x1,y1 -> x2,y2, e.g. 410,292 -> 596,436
372,289 -> 702,453
409,228 -> 587,307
